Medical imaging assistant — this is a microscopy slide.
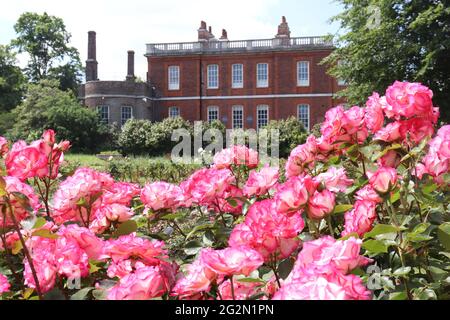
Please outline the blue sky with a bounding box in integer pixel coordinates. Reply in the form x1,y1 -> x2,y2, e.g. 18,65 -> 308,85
0,0 -> 343,80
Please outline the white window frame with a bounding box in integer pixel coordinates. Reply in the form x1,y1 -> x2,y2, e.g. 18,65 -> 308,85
297,104 -> 310,131
232,64 -> 244,88
257,105 -> 269,130
121,106 -> 133,126
232,105 -> 244,129
207,106 -> 219,123
97,105 -> 109,124
297,61 -> 310,87
168,65 -> 180,90
256,63 -> 269,88
207,64 -> 219,89
168,106 -> 180,118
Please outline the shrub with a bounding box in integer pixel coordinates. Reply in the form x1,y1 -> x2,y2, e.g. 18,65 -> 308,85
263,117 -> 308,158
0,81 -> 448,301
118,119 -> 153,155
7,79 -> 108,153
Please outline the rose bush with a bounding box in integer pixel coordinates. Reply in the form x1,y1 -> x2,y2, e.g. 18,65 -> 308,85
0,80 -> 449,300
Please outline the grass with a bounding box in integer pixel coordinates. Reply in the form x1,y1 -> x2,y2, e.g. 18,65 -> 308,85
61,153 -> 201,185
64,153 -> 108,170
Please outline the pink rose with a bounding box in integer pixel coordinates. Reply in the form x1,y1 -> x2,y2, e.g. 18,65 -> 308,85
365,92 -> 385,133
275,175 -> 316,214
385,81 -> 434,119
213,145 -> 259,169
0,176 -> 41,227
140,181 -> 183,212
58,224 -> 105,260
243,165 -> 279,197
211,185 -> 244,216
273,277 -> 347,300
201,246 -> 264,277
181,168 -> 235,206
314,167 -> 353,193
107,265 -> 170,300
0,273 -> 10,294
374,121 -> 402,142
307,189 -> 336,220
172,254 -> 216,298
104,233 -> 167,265
355,185 -> 382,203
367,167 -> 399,194
52,167 -> 114,224
5,140 -> 49,181
342,199 -> 379,237
377,150 -> 400,168
218,279 -> 260,300
285,136 -> 317,177
229,199 -> 304,260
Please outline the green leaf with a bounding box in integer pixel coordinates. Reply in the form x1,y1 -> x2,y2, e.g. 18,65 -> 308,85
362,239 -> 389,254
70,287 -> 94,300
364,224 -> 398,239
237,278 -> 265,283
339,232 -> 360,241
389,189 -> 401,204
0,176 -> 6,197
393,266 -> 411,276
422,181 -> 438,194
332,204 -> 353,214
32,229 -> 59,239
186,223 -> 214,240
389,291 -> 408,300
226,198 -> 238,208
437,222 -> 450,251
277,258 -> 295,280
11,240 -> 23,255
112,220 -> 137,238
183,240 -> 203,256
160,213 -> 184,220
32,217 -> 47,229
89,261 -> 101,274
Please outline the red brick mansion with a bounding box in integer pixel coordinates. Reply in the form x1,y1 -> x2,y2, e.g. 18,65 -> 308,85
79,17 -> 344,130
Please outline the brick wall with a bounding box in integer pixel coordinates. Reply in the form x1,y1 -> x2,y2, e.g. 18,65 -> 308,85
148,49 -> 344,129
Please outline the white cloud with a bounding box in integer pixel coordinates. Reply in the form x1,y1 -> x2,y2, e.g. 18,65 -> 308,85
0,0 -> 284,80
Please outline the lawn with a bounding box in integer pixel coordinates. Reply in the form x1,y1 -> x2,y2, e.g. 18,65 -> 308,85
61,153 -> 201,185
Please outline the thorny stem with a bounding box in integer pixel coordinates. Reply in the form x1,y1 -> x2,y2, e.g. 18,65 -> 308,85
270,255 -> 282,289
171,221 -> 186,238
5,200 -> 44,300
326,215 -> 335,237
229,275 -> 236,300
386,199 -> 413,300
0,231 -> 22,287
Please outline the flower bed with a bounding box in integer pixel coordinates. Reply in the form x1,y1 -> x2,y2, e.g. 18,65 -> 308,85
0,80 -> 449,300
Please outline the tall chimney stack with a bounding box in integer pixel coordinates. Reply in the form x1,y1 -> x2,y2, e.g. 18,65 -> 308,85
126,50 -> 135,81
86,31 -> 98,81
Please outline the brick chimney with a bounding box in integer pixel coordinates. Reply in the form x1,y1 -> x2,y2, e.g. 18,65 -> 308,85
126,50 -> 135,81
86,31 -> 98,81
276,16 -> 291,38
198,21 -> 209,41
220,29 -> 228,41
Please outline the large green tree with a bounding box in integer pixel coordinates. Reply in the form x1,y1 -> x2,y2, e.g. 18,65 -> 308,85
9,79 -> 108,153
0,44 -> 25,112
323,0 -> 450,122
11,12 -> 82,94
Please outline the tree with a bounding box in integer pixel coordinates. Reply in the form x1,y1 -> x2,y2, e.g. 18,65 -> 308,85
9,79 -> 108,153
11,12 -> 82,94
0,44 -> 25,112
323,0 -> 450,121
